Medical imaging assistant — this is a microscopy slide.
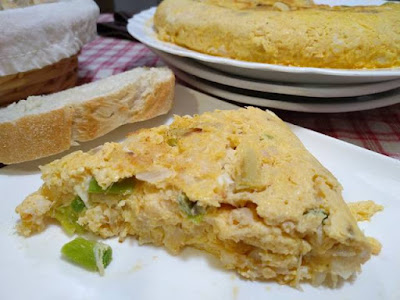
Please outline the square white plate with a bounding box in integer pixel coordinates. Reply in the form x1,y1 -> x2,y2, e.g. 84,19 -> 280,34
1,86 -> 399,300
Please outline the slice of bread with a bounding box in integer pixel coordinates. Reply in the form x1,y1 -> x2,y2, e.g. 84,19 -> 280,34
0,67 -> 175,164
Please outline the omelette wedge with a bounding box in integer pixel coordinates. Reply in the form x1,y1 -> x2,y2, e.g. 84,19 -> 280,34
16,108 -> 378,286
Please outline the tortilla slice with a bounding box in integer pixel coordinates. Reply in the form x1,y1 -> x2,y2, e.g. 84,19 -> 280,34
16,107 -> 379,286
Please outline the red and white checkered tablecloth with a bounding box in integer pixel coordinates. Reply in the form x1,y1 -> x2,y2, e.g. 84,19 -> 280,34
78,15 -> 400,160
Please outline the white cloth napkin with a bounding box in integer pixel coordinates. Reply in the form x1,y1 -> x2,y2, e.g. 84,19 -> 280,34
0,0 -> 99,76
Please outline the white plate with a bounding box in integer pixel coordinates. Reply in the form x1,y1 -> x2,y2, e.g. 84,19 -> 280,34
154,49 -> 400,98
127,5 -> 400,84
174,68 -> 400,113
1,85 -> 400,300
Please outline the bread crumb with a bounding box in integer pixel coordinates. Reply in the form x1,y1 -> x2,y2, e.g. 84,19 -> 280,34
131,260 -> 143,272
232,286 -> 239,300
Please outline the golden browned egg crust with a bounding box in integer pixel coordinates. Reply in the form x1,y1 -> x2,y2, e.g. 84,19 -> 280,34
154,0 -> 400,69
16,107 -> 380,286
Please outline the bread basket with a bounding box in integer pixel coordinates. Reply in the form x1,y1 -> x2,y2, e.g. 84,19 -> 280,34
0,0 -> 99,106
0,54 -> 78,105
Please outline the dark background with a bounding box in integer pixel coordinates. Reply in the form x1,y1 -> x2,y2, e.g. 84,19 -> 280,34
94,0 -> 162,13
95,0 -> 400,12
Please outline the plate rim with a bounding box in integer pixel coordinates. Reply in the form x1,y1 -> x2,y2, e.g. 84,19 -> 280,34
153,49 -> 400,98
173,68 -> 400,113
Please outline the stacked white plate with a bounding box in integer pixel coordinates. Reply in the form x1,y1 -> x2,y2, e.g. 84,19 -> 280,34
127,4 -> 400,113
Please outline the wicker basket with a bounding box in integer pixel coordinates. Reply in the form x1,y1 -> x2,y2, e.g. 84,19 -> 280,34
0,54 -> 78,106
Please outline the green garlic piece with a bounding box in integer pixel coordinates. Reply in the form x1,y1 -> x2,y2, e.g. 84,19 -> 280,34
304,208 -> 329,224
54,205 -> 85,235
61,237 -> 112,275
88,177 -> 134,195
71,196 -> 86,213
88,178 -> 104,193
178,192 -> 205,223
260,133 -> 274,140
167,138 -> 178,146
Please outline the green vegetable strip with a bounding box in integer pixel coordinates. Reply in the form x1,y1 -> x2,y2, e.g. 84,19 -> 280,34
106,177 -> 135,195
88,178 -> 105,194
88,177 -> 135,195
71,196 -> 86,213
101,245 -> 113,268
61,237 -> 112,275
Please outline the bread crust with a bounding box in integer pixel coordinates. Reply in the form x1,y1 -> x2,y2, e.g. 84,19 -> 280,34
154,0 -> 400,69
0,107 -> 73,163
0,68 -> 175,164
